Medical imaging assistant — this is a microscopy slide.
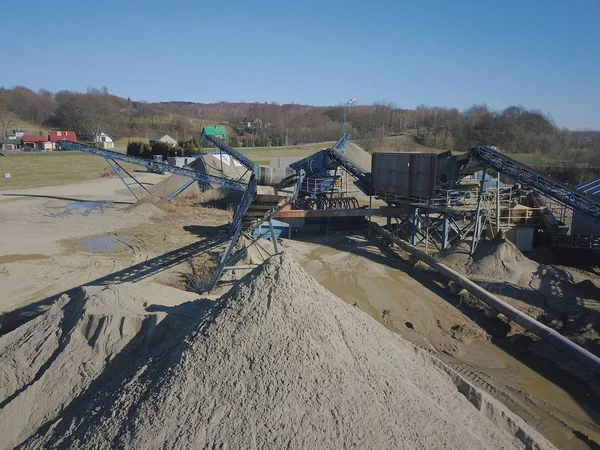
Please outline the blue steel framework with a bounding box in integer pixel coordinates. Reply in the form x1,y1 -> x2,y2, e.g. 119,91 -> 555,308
470,146 -> 600,224
384,145 -> 600,253
201,130 -> 257,172
207,170 -> 305,291
57,140 -> 246,196
325,147 -> 372,195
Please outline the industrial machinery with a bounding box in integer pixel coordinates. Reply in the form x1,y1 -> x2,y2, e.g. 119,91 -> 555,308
58,136 -> 305,290
57,140 -> 246,200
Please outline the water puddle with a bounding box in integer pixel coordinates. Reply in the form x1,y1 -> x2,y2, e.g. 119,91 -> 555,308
50,201 -> 113,217
75,235 -> 131,253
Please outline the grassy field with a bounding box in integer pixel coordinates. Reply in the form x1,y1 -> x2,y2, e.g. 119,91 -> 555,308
0,143 -> 563,192
113,136 -> 147,149
5,118 -> 47,135
0,152 -> 139,190
237,143 -> 330,165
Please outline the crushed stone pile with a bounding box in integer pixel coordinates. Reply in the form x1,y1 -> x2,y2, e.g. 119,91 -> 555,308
440,231 -> 539,286
1,254 -> 553,449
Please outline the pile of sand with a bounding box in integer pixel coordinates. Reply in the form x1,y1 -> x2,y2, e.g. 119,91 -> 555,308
149,174 -> 202,199
441,231 -> 539,286
344,142 -> 372,172
0,283 -> 203,448
2,254 -> 553,449
124,201 -> 167,220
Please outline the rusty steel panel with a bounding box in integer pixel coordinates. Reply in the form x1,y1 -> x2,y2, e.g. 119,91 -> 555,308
371,153 -> 437,199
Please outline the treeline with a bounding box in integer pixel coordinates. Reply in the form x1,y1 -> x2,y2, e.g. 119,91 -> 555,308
0,86 -> 204,140
1,86 -> 599,163
127,138 -> 203,160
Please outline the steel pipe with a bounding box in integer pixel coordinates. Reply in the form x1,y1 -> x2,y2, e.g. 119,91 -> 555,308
372,222 -> 600,376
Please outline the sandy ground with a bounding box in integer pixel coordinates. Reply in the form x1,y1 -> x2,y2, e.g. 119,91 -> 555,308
0,174 -> 599,448
0,173 -> 229,324
1,254 -> 554,449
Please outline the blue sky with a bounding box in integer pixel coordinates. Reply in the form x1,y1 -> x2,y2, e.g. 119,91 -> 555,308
1,0 -> 599,129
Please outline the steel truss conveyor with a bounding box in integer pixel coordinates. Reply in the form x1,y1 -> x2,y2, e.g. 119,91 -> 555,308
470,146 -> 600,224
57,140 -> 246,200
325,148 -> 372,195
201,130 -> 256,171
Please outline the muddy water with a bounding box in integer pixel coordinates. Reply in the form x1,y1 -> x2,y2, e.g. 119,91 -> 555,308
0,254 -> 49,264
285,236 -> 600,449
75,235 -> 131,253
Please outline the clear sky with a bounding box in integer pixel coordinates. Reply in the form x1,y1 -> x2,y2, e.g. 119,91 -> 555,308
1,0 -> 599,129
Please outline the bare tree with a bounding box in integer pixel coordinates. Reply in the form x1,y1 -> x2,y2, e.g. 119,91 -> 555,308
0,104 -> 13,139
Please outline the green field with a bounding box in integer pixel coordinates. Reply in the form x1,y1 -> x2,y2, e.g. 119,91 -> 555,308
5,118 -> 47,135
0,152 -> 139,190
238,143 -> 330,165
0,144 -> 328,190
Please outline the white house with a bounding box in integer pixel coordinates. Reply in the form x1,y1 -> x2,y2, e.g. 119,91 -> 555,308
94,131 -> 115,149
149,133 -> 178,146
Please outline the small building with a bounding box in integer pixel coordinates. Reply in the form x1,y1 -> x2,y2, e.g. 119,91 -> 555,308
93,131 -> 115,149
571,176 -> 600,236
149,133 -> 178,146
243,118 -> 263,131
49,130 -> 77,149
0,137 -> 22,151
23,135 -> 52,151
5,129 -> 30,139
203,125 -> 227,140
166,156 -> 200,168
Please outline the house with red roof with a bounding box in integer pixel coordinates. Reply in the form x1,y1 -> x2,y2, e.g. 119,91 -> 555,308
48,130 -> 77,149
23,135 -> 52,151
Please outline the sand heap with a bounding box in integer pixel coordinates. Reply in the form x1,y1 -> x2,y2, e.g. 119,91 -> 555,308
149,174 -> 202,199
441,231 -> 539,286
124,201 -> 167,220
2,254 -> 553,449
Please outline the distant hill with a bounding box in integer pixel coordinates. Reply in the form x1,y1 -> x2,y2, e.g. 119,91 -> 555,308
1,86 -> 599,159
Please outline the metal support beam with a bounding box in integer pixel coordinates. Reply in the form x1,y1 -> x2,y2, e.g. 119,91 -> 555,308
57,140 -> 246,191
105,158 -> 154,201
268,219 -> 279,254
160,179 -> 196,203
471,169 -> 487,256
411,208 -> 419,246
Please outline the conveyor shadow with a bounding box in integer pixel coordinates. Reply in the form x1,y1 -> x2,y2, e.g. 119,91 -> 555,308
1,193 -> 134,204
0,236 -> 225,338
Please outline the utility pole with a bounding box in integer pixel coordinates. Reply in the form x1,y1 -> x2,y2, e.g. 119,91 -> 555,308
343,97 -> 356,136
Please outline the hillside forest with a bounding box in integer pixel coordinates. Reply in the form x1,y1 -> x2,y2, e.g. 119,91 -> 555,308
1,85 -> 599,181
